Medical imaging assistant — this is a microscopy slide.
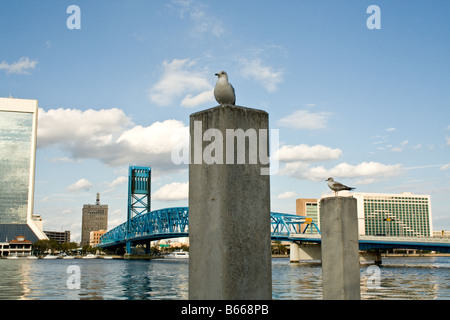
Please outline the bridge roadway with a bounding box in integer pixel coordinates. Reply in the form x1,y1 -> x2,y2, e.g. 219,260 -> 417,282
98,207 -> 450,253
274,234 -> 450,253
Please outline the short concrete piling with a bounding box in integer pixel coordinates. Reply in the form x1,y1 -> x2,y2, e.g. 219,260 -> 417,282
188,105 -> 272,300
320,197 -> 361,300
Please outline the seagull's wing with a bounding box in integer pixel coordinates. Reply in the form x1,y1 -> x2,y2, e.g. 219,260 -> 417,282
230,83 -> 236,104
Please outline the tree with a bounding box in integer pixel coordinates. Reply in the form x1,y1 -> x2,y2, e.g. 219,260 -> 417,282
33,239 -> 61,254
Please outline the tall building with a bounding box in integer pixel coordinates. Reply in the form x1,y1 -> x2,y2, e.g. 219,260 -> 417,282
353,192 -> 433,237
318,191 -> 433,237
81,193 -> 108,246
0,97 -> 47,243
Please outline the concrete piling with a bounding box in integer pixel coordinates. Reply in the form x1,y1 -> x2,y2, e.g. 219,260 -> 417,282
188,105 -> 272,300
320,196 -> 361,300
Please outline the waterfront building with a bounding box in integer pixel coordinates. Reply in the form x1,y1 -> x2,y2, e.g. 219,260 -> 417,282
0,98 -> 48,254
81,193 -> 108,246
296,198 -> 320,234
8,235 -> 33,257
297,191 -> 433,237
320,191 -> 433,237
89,229 -> 106,246
44,230 -> 71,244
354,192 -> 432,237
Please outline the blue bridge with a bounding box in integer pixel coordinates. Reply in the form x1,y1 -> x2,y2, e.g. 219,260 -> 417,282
98,166 -> 450,254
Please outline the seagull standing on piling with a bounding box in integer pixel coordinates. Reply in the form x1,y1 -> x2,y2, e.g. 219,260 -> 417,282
214,71 -> 236,105
326,177 -> 355,196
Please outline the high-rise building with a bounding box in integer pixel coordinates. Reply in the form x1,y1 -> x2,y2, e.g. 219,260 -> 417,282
81,193 -> 108,246
319,191 -> 433,237
0,97 -> 47,243
353,192 -> 433,237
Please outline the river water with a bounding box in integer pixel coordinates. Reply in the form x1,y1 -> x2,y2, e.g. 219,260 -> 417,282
0,257 -> 449,300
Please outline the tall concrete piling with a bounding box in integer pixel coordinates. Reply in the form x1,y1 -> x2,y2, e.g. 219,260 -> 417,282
320,197 -> 361,300
188,105 -> 272,300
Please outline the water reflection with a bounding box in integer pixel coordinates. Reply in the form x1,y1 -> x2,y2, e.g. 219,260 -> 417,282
0,257 -> 449,300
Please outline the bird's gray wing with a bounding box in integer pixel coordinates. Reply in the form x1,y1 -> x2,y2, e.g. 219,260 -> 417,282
231,84 -> 236,105
333,182 -> 348,190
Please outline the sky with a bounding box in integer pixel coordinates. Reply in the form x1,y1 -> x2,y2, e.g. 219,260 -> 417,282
1,0 -> 449,242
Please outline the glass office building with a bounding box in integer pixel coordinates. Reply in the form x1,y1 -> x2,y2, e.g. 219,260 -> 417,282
0,97 -> 47,243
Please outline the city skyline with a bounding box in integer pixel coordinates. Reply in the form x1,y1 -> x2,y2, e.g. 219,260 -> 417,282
1,1 -> 449,242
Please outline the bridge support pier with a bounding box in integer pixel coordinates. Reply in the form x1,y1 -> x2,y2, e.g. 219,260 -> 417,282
320,197 -> 360,300
188,105 -> 272,300
290,242 -> 322,262
290,242 -> 300,262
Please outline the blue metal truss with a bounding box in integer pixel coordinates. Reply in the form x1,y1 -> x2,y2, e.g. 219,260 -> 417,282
126,166 -> 151,252
98,208 -> 319,249
270,212 -> 321,240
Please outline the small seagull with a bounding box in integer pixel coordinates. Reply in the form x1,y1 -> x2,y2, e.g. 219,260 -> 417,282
214,70 -> 236,105
326,177 -> 355,196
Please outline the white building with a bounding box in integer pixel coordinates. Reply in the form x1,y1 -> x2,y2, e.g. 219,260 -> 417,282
321,191 -> 433,237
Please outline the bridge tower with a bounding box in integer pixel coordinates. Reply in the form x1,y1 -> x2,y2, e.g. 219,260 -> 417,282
126,166 -> 151,253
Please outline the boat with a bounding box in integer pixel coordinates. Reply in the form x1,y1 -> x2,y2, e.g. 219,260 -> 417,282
43,254 -> 58,259
103,255 -> 113,259
6,255 -> 19,259
62,255 -> 75,259
82,254 -> 98,259
166,250 -> 189,259
26,255 -> 38,260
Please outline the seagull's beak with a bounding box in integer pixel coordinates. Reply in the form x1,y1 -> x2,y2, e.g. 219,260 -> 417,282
215,73 -> 219,76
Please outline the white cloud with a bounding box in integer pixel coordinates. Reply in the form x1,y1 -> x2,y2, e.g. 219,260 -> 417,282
277,110 -> 332,130
241,58 -> 283,92
171,0 -> 225,38
181,89 -> 214,108
280,161 -> 402,184
108,176 -> 128,188
67,178 -> 93,192
386,127 -> 396,132
149,58 -> 213,107
276,144 -> 342,162
0,57 -> 38,75
277,191 -> 296,199
446,136 -> 450,146
441,163 -> 450,171
153,182 -> 188,201
189,7 -> 225,37
37,107 -> 189,170
38,108 -> 131,148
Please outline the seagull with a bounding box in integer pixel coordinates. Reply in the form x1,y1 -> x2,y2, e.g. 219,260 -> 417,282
326,177 -> 355,196
214,71 -> 236,105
